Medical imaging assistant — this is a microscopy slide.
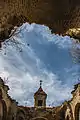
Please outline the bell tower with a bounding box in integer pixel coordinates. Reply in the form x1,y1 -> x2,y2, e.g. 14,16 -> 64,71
34,80 -> 47,107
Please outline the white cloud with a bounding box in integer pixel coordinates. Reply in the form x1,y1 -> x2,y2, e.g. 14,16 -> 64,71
0,22 -> 79,106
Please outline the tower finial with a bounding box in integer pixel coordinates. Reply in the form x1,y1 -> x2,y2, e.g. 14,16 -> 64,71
40,80 -> 42,87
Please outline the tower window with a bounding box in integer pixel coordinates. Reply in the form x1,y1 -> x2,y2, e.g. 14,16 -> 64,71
38,100 -> 43,106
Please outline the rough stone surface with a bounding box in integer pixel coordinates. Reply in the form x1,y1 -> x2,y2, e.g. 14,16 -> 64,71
0,77 -> 80,120
0,0 -> 80,43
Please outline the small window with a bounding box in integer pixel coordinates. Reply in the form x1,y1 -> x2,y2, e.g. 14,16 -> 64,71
38,100 -> 43,106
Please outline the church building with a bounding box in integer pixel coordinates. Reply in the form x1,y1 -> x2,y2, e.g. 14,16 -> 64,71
0,77 -> 80,120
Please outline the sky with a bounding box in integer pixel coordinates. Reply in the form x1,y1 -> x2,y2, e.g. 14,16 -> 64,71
0,22 -> 80,107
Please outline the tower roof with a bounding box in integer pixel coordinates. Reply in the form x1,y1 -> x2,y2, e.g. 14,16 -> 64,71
34,80 -> 47,97
34,86 -> 47,96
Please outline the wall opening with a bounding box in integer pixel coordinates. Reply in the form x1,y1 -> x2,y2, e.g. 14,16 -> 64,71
75,103 -> 80,120
18,116 -> 24,120
38,100 -> 43,106
66,116 -> 69,120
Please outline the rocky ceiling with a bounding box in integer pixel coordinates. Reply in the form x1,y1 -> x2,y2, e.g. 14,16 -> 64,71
0,0 -> 80,43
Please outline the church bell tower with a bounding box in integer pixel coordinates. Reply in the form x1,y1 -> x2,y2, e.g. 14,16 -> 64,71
34,80 -> 47,107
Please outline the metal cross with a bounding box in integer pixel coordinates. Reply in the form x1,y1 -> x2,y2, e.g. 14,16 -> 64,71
40,80 -> 42,87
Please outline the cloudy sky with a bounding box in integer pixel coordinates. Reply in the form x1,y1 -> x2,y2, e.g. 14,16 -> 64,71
0,23 -> 80,106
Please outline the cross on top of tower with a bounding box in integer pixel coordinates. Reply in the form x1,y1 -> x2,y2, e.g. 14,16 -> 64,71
40,80 -> 42,88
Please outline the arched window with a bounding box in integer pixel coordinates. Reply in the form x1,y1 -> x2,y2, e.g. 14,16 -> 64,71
79,108 -> 80,120
17,109 -> 25,120
0,89 -> 2,100
18,116 -> 24,120
38,100 -> 43,106
32,117 -> 48,120
0,100 -> 7,120
17,116 -> 25,120
75,103 -> 80,120
2,100 -> 7,120
66,116 -> 69,120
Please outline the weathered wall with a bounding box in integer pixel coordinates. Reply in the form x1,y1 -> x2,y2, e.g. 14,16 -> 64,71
65,84 -> 80,120
0,0 -> 80,42
0,78 -> 17,120
0,77 -> 80,120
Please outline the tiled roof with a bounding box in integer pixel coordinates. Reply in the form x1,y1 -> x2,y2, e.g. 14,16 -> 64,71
34,87 -> 47,96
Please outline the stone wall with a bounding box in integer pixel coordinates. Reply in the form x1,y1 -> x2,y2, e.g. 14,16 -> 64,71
0,0 -> 80,42
0,77 -> 17,120
65,84 -> 80,120
0,77 -> 80,120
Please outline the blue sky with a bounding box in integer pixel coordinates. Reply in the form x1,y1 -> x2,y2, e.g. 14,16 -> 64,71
0,22 -> 80,106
